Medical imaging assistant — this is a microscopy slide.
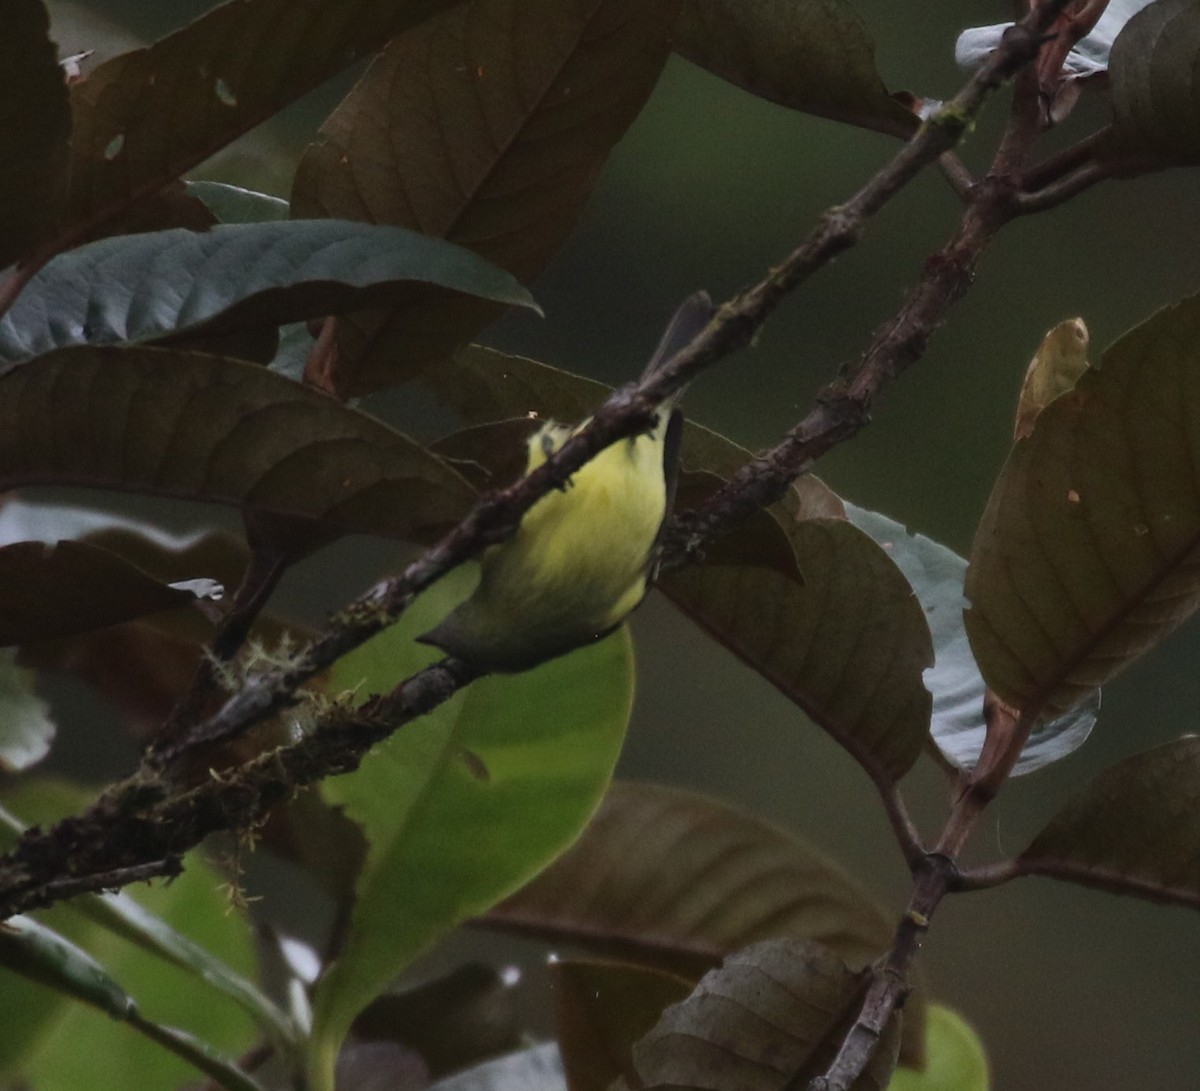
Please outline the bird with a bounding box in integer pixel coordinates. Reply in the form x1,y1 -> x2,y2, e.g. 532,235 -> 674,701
418,292 -> 715,672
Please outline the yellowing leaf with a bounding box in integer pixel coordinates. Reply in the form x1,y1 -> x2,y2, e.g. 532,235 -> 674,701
1013,318 -> 1090,442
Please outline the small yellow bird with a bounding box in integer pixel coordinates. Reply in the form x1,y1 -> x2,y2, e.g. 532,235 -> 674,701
418,292 -> 715,672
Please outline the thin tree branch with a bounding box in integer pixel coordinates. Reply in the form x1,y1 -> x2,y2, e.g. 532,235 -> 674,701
0,0 -> 1066,921
1014,158 -> 1115,212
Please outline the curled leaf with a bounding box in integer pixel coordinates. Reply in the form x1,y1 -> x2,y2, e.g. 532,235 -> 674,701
1013,318 -> 1090,442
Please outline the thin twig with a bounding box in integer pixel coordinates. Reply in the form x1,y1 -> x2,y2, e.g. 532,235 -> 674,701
1014,158 -> 1115,212
0,0 -> 1067,920
936,151 -> 977,201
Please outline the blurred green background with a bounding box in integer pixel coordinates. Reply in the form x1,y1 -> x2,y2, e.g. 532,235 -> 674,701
38,2 -> 1200,1088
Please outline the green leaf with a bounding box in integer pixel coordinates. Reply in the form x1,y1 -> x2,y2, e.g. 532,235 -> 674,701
886,1006 -> 988,1091
0,650 -> 54,772
290,0 -> 681,393
187,182 -> 289,224
0,915 -> 135,1020
0,220 -> 537,367
552,959 -> 692,1091
308,564 -> 634,1091
487,782 -> 925,1063
0,0 -> 70,266
632,938 -> 900,1091
1019,737 -> 1200,909
0,780 -> 260,1091
59,0 -> 470,238
0,345 -> 476,542
674,0 -> 916,137
964,293 -> 1200,723
847,505 -> 1098,777
1105,0 -> 1200,165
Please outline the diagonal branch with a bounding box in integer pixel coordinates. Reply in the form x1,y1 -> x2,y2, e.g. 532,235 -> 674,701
0,0 -> 1067,922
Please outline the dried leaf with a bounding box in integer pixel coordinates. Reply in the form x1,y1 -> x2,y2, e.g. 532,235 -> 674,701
1013,318 -> 1090,442
632,938 -> 899,1091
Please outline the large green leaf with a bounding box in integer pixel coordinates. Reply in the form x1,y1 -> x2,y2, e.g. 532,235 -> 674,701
632,938 -> 900,1091
0,0 -> 71,266
0,345 -> 476,542
0,650 -> 54,772
59,0 -> 469,237
674,0 -> 916,137
1105,0 -> 1200,164
0,220 -> 536,367
847,505 -> 1098,777
290,0 -> 681,393
964,293 -> 1200,723
1019,737 -> 1200,909
308,564 -> 634,1091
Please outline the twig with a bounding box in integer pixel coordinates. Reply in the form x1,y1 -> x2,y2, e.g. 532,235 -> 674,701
0,0 -> 1066,920
1014,158 -> 1115,212
806,859 -> 950,1091
936,151 -> 976,201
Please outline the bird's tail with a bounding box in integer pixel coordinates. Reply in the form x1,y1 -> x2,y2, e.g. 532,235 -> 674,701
640,291 -> 716,399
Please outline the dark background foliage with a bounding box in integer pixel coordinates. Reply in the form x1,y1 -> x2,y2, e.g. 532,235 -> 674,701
37,2 -> 1200,1087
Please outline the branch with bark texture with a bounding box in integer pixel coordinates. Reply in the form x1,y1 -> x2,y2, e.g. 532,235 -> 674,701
0,0 -> 1070,930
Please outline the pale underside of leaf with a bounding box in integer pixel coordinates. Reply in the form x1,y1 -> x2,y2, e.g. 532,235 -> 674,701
0,220 -> 536,368
847,504 -> 1097,777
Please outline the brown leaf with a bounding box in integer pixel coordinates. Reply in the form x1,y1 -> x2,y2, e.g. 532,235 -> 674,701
552,960 -> 692,1091
0,345 -> 476,544
59,0 -> 469,241
290,0 -> 682,392
632,938 -> 899,1091
1020,737 -> 1200,909
965,292 -> 1200,723
0,0 -> 71,266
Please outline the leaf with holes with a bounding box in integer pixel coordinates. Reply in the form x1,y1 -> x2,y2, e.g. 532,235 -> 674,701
1104,0 -> 1200,165
0,220 -> 536,367
58,0 -> 469,240
0,345 -> 476,543
487,782 -> 926,1065
674,0 -> 916,136
964,293 -> 1200,723
290,0 -> 681,392
632,938 -> 900,1091
0,0 -> 71,266
1019,737 -> 1200,909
